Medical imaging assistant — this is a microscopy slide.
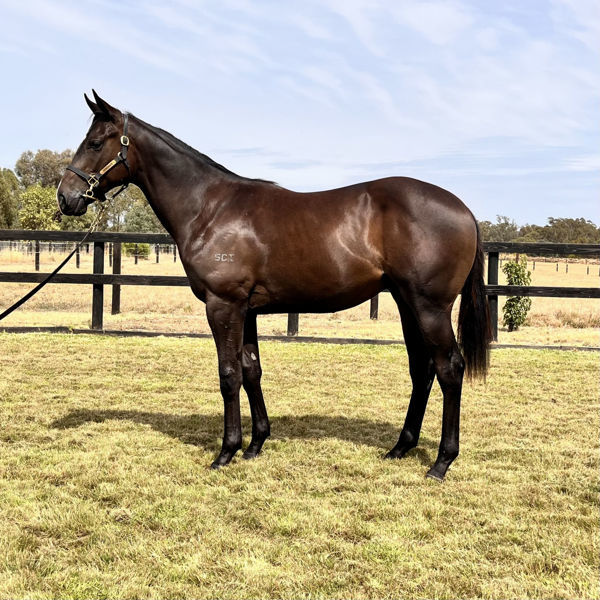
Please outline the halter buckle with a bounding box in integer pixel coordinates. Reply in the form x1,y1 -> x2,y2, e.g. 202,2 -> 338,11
120,135 -> 130,147
87,174 -> 99,188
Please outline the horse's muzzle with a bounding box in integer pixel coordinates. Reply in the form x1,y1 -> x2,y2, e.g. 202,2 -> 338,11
58,193 -> 88,216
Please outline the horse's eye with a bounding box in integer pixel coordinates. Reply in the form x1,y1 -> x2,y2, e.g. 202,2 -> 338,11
88,139 -> 103,151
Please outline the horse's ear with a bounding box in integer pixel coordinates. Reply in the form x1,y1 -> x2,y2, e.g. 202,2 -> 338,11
84,93 -> 102,116
90,89 -> 120,122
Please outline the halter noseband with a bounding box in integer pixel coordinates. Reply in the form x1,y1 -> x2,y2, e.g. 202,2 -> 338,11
66,113 -> 131,201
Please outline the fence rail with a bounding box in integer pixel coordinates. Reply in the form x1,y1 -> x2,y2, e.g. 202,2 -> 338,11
1,230 -> 599,341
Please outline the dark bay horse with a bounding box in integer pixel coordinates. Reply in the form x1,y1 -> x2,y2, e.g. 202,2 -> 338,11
57,91 -> 491,480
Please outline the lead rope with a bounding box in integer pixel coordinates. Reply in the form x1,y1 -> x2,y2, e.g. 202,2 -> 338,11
0,193 -> 120,323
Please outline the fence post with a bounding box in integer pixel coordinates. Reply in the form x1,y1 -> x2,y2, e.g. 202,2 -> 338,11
76,244 -> 80,268
173,244 -> 177,263
487,251 -> 499,341
109,243 -> 113,268
35,240 -> 40,271
111,242 -> 121,315
155,244 -> 160,263
287,313 -> 299,336
370,294 -> 379,319
92,241 -> 105,330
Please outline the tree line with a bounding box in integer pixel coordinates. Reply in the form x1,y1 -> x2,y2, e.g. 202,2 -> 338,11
478,215 -> 599,244
1,149 -> 599,242
0,149 -> 163,233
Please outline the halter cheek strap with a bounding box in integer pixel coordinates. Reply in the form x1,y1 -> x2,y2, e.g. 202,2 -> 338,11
66,113 -> 131,201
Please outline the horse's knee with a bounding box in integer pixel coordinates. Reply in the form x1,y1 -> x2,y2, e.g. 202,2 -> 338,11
219,364 -> 242,398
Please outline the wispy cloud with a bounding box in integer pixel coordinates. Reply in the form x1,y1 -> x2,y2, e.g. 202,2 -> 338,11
4,1 -> 192,77
0,0 -> 597,222
324,0 -> 387,56
550,0 -> 600,52
390,1 -> 474,45
290,13 -> 337,41
564,154 -> 600,172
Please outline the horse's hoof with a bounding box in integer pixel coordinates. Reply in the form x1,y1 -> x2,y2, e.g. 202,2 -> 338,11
242,439 -> 267,460
210,454 -> 236,469
384,446 -> 413,460
425,469 -> 445,482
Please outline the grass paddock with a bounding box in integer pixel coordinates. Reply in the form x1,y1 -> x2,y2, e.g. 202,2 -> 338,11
0,333 -> 597,599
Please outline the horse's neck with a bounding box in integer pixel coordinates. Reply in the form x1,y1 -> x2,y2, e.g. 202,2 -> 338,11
130,118 -> 228,242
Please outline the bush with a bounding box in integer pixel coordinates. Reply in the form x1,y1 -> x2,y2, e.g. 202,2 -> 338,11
19,185 -> 60,230
502,255 -> 532,331
123,243 -> 150,259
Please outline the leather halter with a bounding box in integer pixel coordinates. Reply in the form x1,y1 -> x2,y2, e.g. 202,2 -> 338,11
66,113 -> 131,201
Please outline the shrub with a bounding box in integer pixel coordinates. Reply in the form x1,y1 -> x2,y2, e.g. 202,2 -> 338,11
19,185 -> 60,230
502,255 -> 532,331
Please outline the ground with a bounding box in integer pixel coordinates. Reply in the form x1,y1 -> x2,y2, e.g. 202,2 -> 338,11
0,334 -> 597,599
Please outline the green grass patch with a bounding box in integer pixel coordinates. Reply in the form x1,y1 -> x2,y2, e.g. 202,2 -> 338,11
0,333 -> 598,599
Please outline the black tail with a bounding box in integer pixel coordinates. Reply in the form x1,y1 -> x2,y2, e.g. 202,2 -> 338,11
458,223 -> 491,379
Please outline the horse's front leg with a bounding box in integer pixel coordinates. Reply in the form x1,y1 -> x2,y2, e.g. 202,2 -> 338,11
241,311 -> 270,459
206,295 -> 246,469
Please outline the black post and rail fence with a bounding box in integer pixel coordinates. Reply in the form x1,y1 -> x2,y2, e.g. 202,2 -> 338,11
0,230 -> 599,341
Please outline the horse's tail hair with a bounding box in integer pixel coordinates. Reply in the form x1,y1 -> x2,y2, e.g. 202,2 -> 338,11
458,222 -> 492,379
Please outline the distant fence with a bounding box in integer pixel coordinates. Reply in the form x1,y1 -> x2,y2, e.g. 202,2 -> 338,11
0,230 -> 599,341
0,239 -> 178,269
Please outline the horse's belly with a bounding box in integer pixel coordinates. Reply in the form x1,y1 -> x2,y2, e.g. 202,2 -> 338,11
251,264 -> 385,314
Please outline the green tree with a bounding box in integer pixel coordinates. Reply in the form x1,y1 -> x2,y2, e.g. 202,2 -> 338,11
502,256 -> 532,332
104,188 -> 136,232
477,220 -> 494,241
123,187 -> 164,233
544,217 -> 600,244
19,185 -> 60,230
0,168 -> 20,228
58,206 -> 97,232
100,185 -> 149,232
15,149 -> 73,188
478,215 -> 520,242
514,223 -> 547,242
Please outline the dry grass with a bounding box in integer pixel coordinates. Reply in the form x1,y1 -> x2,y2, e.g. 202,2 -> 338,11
0,249 -> 599,346
516,259 -> 600,330
0,333 -> 598,599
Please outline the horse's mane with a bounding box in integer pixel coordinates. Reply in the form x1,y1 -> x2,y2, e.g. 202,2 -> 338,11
133,114 -> 276,185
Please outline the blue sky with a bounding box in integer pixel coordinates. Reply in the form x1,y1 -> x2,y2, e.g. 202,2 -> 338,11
1,0 -> 598,225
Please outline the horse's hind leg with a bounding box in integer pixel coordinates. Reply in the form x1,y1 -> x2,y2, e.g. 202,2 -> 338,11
385,293 -> 435,459
409,296 -> 465,480
241,311 -> 270,459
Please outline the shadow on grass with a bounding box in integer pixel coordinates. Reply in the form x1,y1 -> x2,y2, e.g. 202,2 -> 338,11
50,409 -> 435,465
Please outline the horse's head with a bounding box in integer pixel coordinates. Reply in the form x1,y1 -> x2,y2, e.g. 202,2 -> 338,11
57,90 -> 131,216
